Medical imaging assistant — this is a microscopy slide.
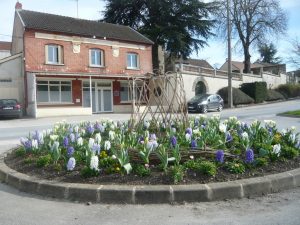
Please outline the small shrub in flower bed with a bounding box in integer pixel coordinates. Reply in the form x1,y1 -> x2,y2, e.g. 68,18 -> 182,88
9,116 -> 300,184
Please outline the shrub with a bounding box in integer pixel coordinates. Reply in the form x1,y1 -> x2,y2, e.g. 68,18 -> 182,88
255,157 -> 269,167
276,84 -> 300,98
218,87 -> 254,105
226,161 -> 245,174
15,148 -> 26,157
240,82 -> 267,103
281,145 -> 299,159
132,164 -> 150,177
169,165 -> 185,184
36,154 -> 52,168
80,166 -> 99,178
197,161 -> 217,176
265,89 -> 285,101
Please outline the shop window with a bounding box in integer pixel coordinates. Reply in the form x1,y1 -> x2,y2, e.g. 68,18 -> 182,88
37,80 -> 72,103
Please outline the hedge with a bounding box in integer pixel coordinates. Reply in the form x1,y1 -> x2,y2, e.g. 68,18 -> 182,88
240,82 -> 267,103
265,89 -> 285,101
217,87 -> 254,105
275,84 -> 300,98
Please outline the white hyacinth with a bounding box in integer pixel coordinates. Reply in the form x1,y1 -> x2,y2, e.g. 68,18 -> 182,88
74,126 -> 79,133
50,135 -> 59,141
88,138 -> 95,149
185,133 -> 191,142
31,139 -> 38,149
104,140 -> 111,151
241,132 -> 249,140
90,155 -> 99,171
95,133 -> 101,144
264,120 -> 276,128
219,123 -> 227,133
281,129 -> 287,135
109,130 -> 115,140
272,144 -> 281,156
77,137 -> 83,146
291,126 -> 296,131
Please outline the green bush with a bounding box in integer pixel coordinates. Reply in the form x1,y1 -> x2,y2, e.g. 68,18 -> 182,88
226,161 -> 245,174
80,166 -> 99,178
281,145 -> 299,159
169,165 -> 185,184
265,89 -> 285,101
276,84 -> 300,98
132,164 -> 151,177
36,154 -> 52,168
218,87 -> 254,105
240,82 -> 267,103
254,157 -> 269,167
15,148 -> 26,157
197,161 -> 217,176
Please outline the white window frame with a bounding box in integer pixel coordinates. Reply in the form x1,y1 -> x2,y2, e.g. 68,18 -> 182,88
45,44 -> 64,65
89,49 -> 104,67
120,82 -> 144,103
126,53 -> 139,69
36,80 -> 72,104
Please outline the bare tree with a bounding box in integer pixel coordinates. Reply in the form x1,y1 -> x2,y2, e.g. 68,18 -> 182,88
288,38 -> 300,69
215,0 -> 287,73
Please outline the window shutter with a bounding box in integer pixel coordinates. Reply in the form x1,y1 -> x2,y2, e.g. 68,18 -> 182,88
45,45 -> 48,64
58,46 -> 63,64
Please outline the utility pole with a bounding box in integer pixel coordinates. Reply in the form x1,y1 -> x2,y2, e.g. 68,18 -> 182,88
70,0 -> 79,18
227,0 -> 233,108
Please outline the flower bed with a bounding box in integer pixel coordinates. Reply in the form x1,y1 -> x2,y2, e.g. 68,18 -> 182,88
5,116 -> 300,184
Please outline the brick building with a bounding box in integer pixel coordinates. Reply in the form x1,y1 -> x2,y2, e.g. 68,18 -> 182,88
11,2 -> 153,117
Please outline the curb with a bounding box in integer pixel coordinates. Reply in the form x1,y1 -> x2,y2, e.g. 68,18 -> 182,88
0,151 -> 300,204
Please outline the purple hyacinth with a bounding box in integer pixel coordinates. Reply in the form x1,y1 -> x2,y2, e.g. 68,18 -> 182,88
245,148 -> 254,164
191,140 -> 197,149
226,132 -> 233,142
149,133 -> 157,141
92,143 -> 101,155
63,136 -> 69,147
67,157 -> 76,171
69,133 -> 75,143
68,127 -> 73,133
170,136 -> 177,148
86,124 -> 94,134
67,146 -> 75,157
20,138 -> 32,150
185,128 -> 192,135
216,150 -> 224,163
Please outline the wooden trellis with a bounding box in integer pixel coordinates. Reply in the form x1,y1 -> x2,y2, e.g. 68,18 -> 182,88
129,72 -> 188,129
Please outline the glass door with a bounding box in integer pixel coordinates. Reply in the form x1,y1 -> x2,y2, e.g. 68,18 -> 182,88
96,87 -> 113,113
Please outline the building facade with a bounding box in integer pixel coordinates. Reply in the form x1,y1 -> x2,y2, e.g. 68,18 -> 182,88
12,3 -> 153,117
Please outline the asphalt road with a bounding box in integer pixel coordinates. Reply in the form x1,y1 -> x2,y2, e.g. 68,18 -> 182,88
0,99 -> 299,225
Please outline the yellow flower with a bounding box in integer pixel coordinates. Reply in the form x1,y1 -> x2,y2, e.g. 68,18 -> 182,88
115,167 -> 120,172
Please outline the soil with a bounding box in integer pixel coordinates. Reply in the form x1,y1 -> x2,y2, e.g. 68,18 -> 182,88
4,149 -> 300,185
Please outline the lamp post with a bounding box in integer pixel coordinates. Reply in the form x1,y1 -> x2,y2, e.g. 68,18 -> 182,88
227,0 -> 233,108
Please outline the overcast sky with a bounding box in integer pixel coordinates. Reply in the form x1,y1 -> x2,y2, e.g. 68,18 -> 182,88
0,0 -> 299,71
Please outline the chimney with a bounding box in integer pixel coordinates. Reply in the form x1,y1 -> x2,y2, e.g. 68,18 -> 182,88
15,1 -> 22,10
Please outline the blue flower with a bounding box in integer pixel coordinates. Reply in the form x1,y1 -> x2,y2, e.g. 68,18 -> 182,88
225,132 -> 233,142
92,143 -> 101,155
86,124 -> 94,134
63,136 -> 69,147
20,137 -> 32,150
67,157 -> 76,171
245,148 -> 254,164
216,150 -> 224,163
191,140 -> 197,149
67,146 -> 75,157
185,128 -> 192,135
170,136 -> 177,148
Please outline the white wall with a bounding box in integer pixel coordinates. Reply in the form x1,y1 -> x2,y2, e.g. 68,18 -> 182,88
0,54 -> 24,104
0,50 -> 11,60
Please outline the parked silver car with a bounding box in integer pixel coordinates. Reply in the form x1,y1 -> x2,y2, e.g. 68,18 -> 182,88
187,94 -> 224,113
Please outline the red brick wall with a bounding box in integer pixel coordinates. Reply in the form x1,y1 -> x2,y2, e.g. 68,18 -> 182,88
24,30 -> 153,75
72,80 -> 82,106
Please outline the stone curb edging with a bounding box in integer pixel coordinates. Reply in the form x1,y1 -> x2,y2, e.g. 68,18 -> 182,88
0,151 -> 300,204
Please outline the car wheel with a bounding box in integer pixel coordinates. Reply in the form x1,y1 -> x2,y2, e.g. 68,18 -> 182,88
202,105 -> 208,113
217,104 -> 223,112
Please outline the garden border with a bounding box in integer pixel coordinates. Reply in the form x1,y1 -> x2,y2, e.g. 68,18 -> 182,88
0,150 -> 299,204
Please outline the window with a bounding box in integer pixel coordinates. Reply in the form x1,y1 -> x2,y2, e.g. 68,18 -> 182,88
127,53 -> 139,69
45,45 -> 63,64
37,80 -> 72,103
89,49 -> 104,67
120,82 -> 144,102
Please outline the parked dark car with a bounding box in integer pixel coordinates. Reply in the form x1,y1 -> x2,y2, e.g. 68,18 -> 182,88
0,99 -> 22,118
187,94 -> 224,113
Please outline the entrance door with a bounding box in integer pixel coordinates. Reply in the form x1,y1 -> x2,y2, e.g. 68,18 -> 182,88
96,88 -> 112,112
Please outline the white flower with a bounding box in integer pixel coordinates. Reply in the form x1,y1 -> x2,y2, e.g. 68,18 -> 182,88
264,120 -> 276,128
31,139 -> 38,149
229,116 -> 237,121
50,135 -> 58,141
104,140 -> 111,151
74,126 -> 79,133
291,126 -> 296,131
50,141 -> 59,152
95,133 -> 101,144
77,137 -> 83,146
219,123 -> 227,133
189,155 -> 194,160
88,138 -> 95,149
185,133 -> 191,142
112,155 -> 117,159
241,132 -> 249,140
90,155 -> 99,171
81,129 -> 86,136
290,133 -> 296,143
146,140 -> 158,151
281,129 -> 287,135
109,130 -> 115,140
193,128 -> 201,136
272,144 -> 281,156
171,127 -> 176,133
67,157 -> 76,171
144,120 -> 150,129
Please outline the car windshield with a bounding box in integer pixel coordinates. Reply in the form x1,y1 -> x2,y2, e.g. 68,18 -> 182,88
189,95 -> 209,102
0,99 -> 17,105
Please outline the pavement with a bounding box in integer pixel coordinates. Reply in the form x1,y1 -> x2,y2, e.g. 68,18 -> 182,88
0,99 -> 300,224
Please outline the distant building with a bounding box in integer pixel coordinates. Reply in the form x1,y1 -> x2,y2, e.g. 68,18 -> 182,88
287,70 -> 300,84
0,41 -> 11,59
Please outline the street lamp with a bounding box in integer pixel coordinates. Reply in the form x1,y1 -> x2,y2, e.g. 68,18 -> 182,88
227,0 -> 233,108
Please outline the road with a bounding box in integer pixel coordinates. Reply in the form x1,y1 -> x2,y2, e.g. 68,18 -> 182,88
0,99 -> 299,225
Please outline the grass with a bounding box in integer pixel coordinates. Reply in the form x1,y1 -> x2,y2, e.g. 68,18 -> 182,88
280,110 -> 300,117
